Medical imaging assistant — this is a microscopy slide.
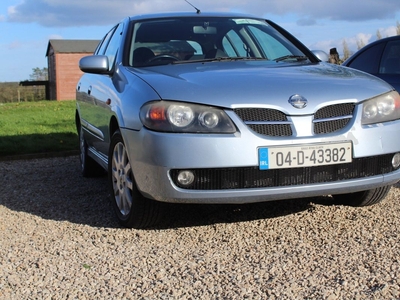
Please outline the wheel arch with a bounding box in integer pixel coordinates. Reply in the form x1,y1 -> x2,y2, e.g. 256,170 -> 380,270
109,116 -> 120,138
75,110 -> 81,132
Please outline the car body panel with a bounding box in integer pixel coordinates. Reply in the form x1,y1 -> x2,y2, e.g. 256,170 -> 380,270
128,62 -> 392,112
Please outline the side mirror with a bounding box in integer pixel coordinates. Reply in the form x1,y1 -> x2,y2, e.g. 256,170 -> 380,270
311,50 -> 329,62
79,55 -> 110,74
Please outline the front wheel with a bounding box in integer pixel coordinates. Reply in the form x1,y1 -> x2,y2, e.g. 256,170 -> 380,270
108,130 -> 161,229
332,186 -> 392,207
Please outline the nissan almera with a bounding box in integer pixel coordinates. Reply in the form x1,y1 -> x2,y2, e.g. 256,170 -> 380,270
76,12 -> 400,228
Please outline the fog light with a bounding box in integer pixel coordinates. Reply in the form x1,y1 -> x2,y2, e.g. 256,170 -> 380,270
177,171 -> 195,186
392,153 -> 400,169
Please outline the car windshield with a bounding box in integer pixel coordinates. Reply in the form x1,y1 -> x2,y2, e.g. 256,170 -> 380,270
128,17 -> 307,67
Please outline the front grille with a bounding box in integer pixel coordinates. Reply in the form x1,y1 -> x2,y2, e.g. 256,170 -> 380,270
314,103 -> 355,134
234,108 -> 293,136
314,103 -> 355,119
234,108 -> 287,121
234,103 -> 356,137
170,154 -> 394,190
247,124 -> 292,137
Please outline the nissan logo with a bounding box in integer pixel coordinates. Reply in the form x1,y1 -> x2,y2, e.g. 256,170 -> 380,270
288,94 -> 308,109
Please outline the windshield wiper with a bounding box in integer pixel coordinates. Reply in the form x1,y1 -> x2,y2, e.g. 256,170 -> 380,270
173,56 -> 267,65
274,55 -> 308,62
215,56 -> 266,61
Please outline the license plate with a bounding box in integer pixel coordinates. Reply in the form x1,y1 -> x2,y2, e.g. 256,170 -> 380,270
259,142 -> 352,170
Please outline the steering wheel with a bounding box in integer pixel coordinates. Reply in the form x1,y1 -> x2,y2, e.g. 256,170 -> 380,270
147,54 -> 180,63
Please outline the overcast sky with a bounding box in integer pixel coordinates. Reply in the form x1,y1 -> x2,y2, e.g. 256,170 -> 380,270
1,0 -> 400,82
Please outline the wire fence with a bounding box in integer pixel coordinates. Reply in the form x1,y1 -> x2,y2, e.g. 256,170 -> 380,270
0,83 -> 47,103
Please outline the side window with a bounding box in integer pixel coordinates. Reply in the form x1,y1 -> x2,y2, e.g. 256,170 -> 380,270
347,43 -> 385,74
96,26 -> 117,55
379,40 -> 400,74
104,23 -> 124,71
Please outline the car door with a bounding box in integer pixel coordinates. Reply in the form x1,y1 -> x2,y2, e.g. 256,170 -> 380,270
78,23 -> 124,157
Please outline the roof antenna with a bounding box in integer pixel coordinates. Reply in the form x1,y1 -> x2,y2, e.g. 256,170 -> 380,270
185,0 -> 201,14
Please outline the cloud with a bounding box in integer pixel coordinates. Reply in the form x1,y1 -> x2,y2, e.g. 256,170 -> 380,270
251,0 -> 400,22
4,39 -> 43,52
6,0 -> 400,28
379,25 -> 398,38
296,18 -> 317,26
7,41 -> 23,50
48,34 -> 63,40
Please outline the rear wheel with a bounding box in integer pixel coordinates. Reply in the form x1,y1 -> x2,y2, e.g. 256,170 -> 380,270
109,130 -> 161,229
332,186 -> 391,207
78,125 -> 104,177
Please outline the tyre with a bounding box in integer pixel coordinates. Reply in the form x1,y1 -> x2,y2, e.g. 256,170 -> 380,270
332,185 -> 392,207
78,125 -> 104,177
108,130 -> 161,229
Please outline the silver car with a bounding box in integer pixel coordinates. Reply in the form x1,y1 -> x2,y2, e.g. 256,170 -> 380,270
76,12 -> 400,228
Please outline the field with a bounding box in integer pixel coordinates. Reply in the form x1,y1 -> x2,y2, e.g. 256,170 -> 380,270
0,100 -> 77,157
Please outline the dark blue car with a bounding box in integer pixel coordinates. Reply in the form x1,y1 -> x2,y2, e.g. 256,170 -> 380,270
343,35 -> 400,92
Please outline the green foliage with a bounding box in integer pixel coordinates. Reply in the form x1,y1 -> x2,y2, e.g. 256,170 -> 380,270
0,100 -> 77,157
30,67 -> 48,81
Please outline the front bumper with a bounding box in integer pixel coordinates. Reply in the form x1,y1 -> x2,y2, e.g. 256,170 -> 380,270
121,116 -> 400,203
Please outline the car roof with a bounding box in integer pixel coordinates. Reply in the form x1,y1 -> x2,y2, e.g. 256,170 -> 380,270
128,11 -> 261,22
353,35 -> 400,53
360,35 -> 400,49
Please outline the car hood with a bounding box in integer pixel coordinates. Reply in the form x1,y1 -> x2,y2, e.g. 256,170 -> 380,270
128,61 -> 392,114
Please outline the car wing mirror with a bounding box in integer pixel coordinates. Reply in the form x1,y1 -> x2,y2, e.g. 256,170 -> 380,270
79,55 -> 110,74
311,50 -> 329,62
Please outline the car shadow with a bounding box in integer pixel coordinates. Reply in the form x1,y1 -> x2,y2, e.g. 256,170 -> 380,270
0,156 -> 345,230
155,196 -> 330,230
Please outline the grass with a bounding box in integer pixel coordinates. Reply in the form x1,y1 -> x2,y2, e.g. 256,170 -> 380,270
0,100 -> 78,157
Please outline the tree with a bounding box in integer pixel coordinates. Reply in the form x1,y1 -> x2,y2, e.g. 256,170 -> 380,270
356,39 -> 365,50
376,29 -> 382,40
342,40 -> 351,62
29,67 -> 48,81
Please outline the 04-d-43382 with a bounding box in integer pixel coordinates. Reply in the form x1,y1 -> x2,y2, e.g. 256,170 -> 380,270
259,142 -> 352,170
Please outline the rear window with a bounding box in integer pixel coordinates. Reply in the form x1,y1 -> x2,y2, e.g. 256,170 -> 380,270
347,43 -> 385,74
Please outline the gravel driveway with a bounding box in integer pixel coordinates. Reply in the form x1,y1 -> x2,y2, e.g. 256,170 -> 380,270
1,156 -> 400,299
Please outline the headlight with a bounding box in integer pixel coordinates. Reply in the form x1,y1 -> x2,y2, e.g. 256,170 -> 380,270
140,101 -> 236,133
361,91 -> 400,125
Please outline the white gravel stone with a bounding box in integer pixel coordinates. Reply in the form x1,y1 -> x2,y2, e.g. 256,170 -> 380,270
1,156 -> 400,299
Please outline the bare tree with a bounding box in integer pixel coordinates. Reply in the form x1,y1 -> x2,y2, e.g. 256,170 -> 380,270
356,39 -> 365,50
376,29 -> 382,40
342,40 -> 351,62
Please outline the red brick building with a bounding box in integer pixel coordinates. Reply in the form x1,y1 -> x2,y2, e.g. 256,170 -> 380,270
46,40 -> 100,100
